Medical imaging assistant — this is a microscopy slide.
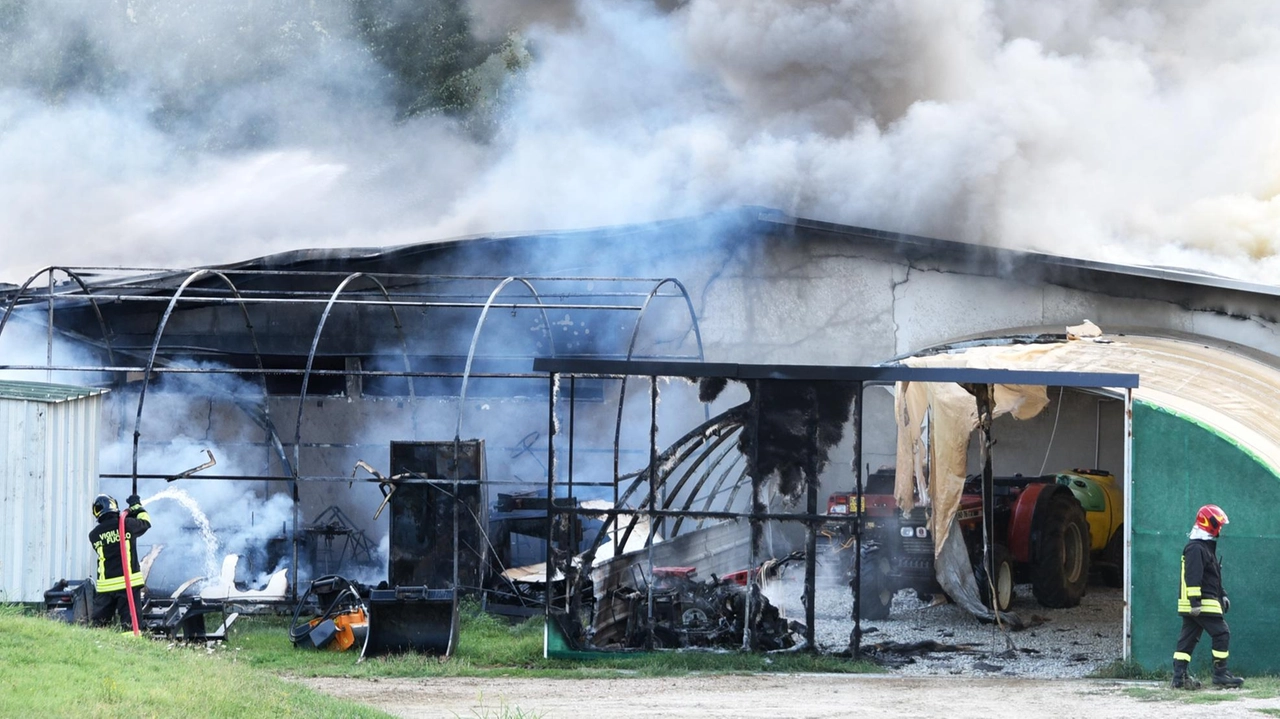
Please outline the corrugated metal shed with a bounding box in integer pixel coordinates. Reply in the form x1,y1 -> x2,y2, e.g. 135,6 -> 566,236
0,380 -> 108,602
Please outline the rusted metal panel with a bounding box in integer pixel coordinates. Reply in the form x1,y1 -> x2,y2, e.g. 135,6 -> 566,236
0,382 -> 107,602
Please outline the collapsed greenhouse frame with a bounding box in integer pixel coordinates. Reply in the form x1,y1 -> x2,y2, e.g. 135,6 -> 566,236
0,265 -> 707,602
534,358 -> 1139,657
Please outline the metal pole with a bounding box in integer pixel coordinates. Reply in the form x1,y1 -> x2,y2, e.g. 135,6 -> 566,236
645,374 -> 659,650
1122,387 -> 1133,661
45,275 -> 53,383
544,373 -> 557,634
452,436 -> 460,595
802,386 -> 819,652
1095,398 -> 1103,469
744,379 -> 762,651
568,376 -> 576,557
978,385 -> 996,614
852,382 -> 864,656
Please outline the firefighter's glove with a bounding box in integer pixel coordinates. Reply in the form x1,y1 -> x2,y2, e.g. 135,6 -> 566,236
1189,605 -> 1202,617
1222,596 -> 1230,614
126,494 -> 142,507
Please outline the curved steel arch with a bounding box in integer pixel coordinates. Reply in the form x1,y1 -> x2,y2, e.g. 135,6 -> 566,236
455,277 -> 558,440
691,449 -> 749,532
591,408 -> 744,563
292,272 -> 416,477
130,270 -> 283,493
611,278 -> 707,488
0,266 -> 116,367
613,421 -> 744,549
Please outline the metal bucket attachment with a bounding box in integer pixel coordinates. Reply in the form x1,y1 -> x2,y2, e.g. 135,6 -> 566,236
363,586 -> 458,658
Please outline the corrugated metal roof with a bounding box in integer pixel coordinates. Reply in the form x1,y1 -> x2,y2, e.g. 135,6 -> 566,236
0,380 -> 108,403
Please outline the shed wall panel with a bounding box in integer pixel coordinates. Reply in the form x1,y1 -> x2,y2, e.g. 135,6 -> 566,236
1130,401 -> 1280,675
0,393 -> 102,602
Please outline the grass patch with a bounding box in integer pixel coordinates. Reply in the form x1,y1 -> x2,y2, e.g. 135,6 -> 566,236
0,598 -> 882,717
0,606 -> 392,718
230,602 -> 879,679
1120,674 -> 1280,705
461,694 -> 547,719
1089,658 -> 1166,680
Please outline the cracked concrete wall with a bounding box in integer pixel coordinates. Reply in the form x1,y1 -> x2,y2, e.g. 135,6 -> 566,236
683,227 -> 1280,368
673,228 -> 1278,502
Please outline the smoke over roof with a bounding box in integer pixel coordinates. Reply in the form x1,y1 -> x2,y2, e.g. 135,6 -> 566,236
3,1 -> 1279,284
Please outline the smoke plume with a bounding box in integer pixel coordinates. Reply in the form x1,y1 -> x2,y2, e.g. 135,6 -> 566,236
3,1 -> 1279,284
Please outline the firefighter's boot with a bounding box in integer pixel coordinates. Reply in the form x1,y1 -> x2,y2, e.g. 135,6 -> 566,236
1212,660 -> 1244,689
1171,660 -> 1201,690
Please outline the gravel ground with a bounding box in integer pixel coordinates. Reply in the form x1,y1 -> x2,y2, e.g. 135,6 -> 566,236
303,674 -> 1244,719
772,578 -> 1124,678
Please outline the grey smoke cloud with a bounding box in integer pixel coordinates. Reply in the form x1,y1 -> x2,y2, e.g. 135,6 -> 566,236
2,0 -> 1279,284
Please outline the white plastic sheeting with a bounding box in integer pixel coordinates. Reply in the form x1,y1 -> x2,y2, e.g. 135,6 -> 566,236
0,381 -> 108,602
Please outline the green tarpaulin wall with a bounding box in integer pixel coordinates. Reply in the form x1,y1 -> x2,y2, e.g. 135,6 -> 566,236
1131,401 -> 1280,674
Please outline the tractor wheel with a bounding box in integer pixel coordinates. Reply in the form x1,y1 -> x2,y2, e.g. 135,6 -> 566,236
1100,523 -> 1124,588
855,547 -> 894,620
1031,491 -> 1091,608
977,545 -> 1016,613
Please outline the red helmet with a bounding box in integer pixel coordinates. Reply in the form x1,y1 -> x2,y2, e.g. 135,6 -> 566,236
1195,504 -> 1229,537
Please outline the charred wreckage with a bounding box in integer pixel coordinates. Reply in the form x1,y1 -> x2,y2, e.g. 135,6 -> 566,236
3,266 -> 1137,658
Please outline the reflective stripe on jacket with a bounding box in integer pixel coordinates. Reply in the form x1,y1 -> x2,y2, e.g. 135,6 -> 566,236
89,506 -> 151,593
1177,538 -> 1224,615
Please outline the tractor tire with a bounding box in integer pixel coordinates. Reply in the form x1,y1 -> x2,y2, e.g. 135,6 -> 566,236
855,546 -> 894,620
1100,524 -> 1124,588
1031,490 -> 1091,608
977,545 -> 1016,613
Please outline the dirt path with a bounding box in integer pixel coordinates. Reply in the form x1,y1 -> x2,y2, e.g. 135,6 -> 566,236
299,674 -> 1280,719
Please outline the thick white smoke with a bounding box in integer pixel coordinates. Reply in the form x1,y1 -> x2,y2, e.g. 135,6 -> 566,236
3,0 -> 1279,284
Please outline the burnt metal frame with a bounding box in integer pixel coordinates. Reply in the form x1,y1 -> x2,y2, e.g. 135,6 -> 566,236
1,270 -> 708,600
535,358 -> 1138,655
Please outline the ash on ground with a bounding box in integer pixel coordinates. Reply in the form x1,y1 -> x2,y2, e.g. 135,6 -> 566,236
773,580 -> 1123,678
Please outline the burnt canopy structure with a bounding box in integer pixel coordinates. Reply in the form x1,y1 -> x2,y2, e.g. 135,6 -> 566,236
0,259 -> 707,598
534,358 -> 1137,655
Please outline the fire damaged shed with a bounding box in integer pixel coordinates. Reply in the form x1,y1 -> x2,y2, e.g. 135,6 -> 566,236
531,358 -> 1137,657
4,208 -> 1280,675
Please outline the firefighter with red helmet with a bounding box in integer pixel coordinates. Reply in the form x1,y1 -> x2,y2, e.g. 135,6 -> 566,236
88,493 -> 152,630
1172,504 -> 1244,689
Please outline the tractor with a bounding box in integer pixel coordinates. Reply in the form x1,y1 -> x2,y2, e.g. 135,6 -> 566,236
821,468 -> 1121,619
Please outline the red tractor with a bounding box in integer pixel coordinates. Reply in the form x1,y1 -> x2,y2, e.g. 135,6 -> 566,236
821,469 -> 1102,619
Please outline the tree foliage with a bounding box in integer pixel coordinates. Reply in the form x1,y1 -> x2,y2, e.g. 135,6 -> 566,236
350,0 -> 523,126
2,0 -> 530,139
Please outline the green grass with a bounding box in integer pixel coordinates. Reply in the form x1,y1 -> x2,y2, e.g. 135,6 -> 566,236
233,602 -> 879,679
0,606 -> 392,718
1119,674 -> 1280,705
0,599 -> 880,718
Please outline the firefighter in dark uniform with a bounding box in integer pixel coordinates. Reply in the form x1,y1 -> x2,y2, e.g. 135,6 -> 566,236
1172,504 -> 1244,689
89,494 -> 151,629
